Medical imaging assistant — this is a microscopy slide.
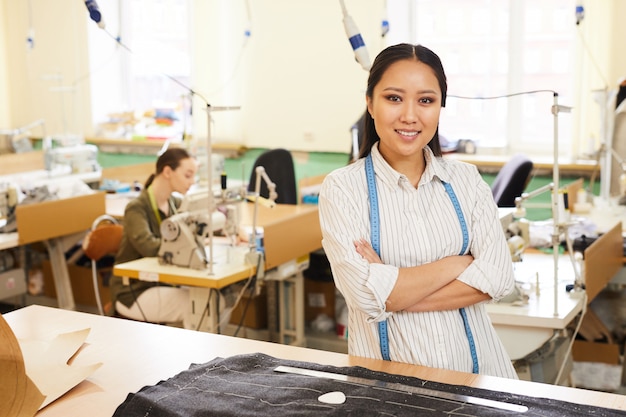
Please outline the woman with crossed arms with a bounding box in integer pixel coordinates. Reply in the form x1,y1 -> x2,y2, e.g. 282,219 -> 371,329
319,43 -> 517,379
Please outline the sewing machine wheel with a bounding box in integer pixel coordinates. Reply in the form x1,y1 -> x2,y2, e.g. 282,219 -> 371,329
161,221 -> 181,242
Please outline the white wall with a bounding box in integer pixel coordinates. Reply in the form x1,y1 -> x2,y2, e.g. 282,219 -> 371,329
573,0 -> 625,158
2,0 -> 93,139
190,0 -> 383,153
0,1 -> 10,127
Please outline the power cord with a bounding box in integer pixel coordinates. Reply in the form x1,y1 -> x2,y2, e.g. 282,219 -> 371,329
195,256 -> 259,334
554,292 -> 588,385
127,281 -> 148,323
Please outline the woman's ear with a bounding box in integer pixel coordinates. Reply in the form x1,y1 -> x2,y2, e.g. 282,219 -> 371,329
161,165 -> 173,179
366,97 -> 374,120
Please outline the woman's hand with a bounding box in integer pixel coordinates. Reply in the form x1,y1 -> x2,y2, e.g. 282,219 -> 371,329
355,237 -> 479,311
354,239 -> 382,264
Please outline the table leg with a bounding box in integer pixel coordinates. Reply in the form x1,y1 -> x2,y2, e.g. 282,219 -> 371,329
277,270 -> 305,347
187,287 -> 218,333
44,238 -> 75,310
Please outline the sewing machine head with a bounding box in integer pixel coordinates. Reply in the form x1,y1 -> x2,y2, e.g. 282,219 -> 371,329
44,144 -> 101,174
158,203 -> 236,270
158,211 -> 211,270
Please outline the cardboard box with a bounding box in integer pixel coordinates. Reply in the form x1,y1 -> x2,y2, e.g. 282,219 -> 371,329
304,277 -> 335,323
572,340 -> 620,365
229,287 -> 267,329
0,268 -> 26,300
42,260 -> 111,308
16,192 -> 106,245
572,340 -> 622,391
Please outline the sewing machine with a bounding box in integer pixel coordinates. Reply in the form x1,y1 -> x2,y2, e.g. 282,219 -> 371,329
0,184 -> 18,221
158,187 -> 241,270
44,143 -> 101,174
0,119 -> 45,154
157,165 -> 276,271
158,210 -> 228,270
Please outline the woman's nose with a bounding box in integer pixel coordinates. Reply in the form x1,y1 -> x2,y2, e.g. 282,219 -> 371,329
400,102 -> 418,123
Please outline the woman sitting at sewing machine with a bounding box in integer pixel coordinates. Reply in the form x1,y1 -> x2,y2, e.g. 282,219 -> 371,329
110,148 -> 197,325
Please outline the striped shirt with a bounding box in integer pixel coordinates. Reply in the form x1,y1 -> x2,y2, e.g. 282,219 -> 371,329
319,143 -> 517,379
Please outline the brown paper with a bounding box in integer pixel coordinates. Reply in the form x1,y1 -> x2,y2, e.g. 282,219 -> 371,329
0,313 -> 102,415
0,313 -> 44,417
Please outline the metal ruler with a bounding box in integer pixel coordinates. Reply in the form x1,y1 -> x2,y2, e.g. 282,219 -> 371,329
274,365 -> 528,413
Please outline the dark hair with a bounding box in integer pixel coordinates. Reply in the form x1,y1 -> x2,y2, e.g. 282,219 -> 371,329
145,147 -> 192,188
359,43 -> 447,159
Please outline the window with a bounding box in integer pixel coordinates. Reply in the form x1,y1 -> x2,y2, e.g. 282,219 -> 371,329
88,0 -> 192,140
386,0 -> 576,156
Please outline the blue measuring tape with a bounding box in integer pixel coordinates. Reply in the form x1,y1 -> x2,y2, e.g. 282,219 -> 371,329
365,154 -> 479,373
364,155 -> 390,360
442,181 -> 479,374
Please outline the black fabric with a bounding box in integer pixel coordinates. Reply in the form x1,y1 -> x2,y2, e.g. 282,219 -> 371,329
491,154 -> 534,207
114,353 -> 625,417
247,148 -> 298,205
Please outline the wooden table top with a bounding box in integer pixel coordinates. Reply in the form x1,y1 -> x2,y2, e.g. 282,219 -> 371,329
4,305 -> 626,416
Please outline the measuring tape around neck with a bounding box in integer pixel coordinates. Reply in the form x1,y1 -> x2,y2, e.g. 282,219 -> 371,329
364,155 -> 389,359
147,186 -> 163,226
365,154 -> 478,373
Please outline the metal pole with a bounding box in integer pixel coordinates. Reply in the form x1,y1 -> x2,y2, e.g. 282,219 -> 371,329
552,93 -> 560,318
206,104 -> 214,275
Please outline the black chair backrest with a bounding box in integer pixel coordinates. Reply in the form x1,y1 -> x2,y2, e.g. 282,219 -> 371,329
247,148 -> 298,205
349,112 -> 367,163
491,154 -> 534,207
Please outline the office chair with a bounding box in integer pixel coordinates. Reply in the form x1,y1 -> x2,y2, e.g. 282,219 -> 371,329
349,112 -> 367,163
247,148 -> 298,205
82,214 -> 123,315
491,154 -> 534,207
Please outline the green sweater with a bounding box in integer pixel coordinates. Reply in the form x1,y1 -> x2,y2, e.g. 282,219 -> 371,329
110,189 -> 181,310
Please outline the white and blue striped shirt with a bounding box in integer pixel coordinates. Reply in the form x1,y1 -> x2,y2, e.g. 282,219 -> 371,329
319,144 -> 518,379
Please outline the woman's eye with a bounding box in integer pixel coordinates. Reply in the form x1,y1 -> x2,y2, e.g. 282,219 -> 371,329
386,95 -> 401,102
419,97 -> 434,104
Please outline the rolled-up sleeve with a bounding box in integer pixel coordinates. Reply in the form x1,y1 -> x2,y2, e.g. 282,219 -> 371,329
319,170 -> 396,322
456,173 -> 515,301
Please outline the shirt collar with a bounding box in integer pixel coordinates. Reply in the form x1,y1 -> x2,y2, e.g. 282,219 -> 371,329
370,142 -> 452,187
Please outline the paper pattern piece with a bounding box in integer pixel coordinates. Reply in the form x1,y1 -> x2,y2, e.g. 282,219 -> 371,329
19,327 -> 103,409
0,313 -> 102,416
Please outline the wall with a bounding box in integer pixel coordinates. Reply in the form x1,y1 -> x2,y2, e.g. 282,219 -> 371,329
0,1 -> 624,155
575,0 -> 626,158
0,0 -> 382,153
0,1 -> 9,127
2,0 -> 93,138
190,0 -> 381,153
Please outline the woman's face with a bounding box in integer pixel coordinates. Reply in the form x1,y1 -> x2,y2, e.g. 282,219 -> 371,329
367,59 -> 442,163
167,157 -> 197,194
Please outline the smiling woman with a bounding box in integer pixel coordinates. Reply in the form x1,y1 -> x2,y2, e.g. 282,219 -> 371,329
365,57 -> 443,186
